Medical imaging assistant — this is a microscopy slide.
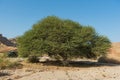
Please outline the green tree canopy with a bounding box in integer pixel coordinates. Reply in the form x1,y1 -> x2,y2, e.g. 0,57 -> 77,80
17,16 -> 111,62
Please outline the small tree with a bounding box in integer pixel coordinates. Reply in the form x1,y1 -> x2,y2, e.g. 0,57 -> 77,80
17,16 -> 111,65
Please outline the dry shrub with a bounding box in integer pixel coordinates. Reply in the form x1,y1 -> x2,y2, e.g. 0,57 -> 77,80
0,58 -> 9,69
98,56 -> 120,64
0,58 -> 22,69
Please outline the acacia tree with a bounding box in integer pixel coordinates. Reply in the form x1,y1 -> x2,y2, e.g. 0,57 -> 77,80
17,16 -> 111,64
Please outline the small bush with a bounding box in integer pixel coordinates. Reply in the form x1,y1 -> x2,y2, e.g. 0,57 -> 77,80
7,61 -> 23,69
98,56 -> 107,63
27,55 -> 39,63
0,57 -> 22,69
98,56 -> 120,64
0,58 -> 9,69
7,51 -> 18,58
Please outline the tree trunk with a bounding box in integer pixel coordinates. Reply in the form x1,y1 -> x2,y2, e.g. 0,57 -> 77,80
62,58 -> 69,66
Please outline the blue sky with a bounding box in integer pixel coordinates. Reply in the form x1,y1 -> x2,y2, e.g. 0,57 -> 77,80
0,0 -> 120,42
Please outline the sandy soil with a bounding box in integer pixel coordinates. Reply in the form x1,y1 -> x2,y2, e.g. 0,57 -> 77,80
1,65 -> 120,80
108,42 -> 120,61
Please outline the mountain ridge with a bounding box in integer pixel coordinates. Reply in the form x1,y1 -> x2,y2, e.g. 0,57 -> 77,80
0,34 -> 16,53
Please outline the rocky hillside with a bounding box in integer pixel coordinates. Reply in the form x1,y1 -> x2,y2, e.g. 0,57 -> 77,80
0,34 -> 16,53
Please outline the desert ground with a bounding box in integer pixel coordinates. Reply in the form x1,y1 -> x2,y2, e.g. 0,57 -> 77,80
0,62 -> 120,80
